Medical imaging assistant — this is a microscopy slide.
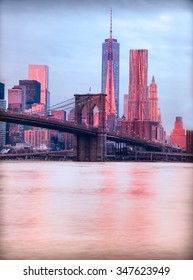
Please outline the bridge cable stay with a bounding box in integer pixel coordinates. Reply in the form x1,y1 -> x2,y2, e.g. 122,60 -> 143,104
46,95 -> 95,113
47,97 -> 75,110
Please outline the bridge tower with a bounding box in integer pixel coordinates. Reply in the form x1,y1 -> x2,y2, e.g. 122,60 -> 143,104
74,93 -> 107,161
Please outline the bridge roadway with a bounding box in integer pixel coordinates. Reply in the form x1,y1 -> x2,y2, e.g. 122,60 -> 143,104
0,109 -> 97,136
0,109 -> 180,152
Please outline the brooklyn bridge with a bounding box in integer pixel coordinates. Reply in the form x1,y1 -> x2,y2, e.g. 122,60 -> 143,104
0,93 -> 191,162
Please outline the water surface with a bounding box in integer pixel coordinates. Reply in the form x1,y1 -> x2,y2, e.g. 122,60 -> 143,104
0,161 -> 192,259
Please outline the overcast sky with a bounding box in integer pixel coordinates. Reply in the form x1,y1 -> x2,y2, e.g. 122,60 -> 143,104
0,0 -> 192,131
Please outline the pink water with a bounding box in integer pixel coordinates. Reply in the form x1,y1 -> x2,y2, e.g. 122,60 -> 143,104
0,161 -> 192,259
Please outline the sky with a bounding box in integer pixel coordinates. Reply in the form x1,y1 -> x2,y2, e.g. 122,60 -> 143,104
0,0 -> 192,131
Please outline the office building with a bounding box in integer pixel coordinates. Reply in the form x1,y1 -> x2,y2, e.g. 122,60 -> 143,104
8,86 -> 26,111
128,49 -> 149,121
24,129 -> 50,149
170,117 -> 186,149
0,82 -> 5,99
101,10 -> 119,116
186,130 -> 193,153
0,83 -> 6,146
7,86 -> 26,145
26,103 -> 45,116
28,64 -> 49,108
19,80 -> 41,109
124,94 -> 129,119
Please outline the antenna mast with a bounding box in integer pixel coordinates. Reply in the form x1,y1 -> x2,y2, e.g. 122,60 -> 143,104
110,8 -> 112,39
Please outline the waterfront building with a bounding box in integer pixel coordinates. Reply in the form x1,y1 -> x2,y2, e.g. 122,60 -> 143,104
28,64 -> 49,109
6,122 -> 24,146
101,10 -> 119,116
170,117 -> 186,149
19,80 -> 40,109
186,130 -> 193,153
128,49 -> 149,121
0,83 -> 6,146
24,128 -> 50,149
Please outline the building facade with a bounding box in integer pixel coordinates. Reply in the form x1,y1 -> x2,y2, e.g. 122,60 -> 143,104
7,86 -> 26,145
124,94 -> 129,119
149,76 -> 158,122
0,83 -> 6,146
8,87 -> 26,111
19,80 -> 41,109
26,103 -> 45,116
0,82 -> 5,100
170,117 -> 186,149
101,10 -> 119,116
24,129 -> 50,149
28,64 -> 49,109
128,49 -> 149,121
186,130 -> 193,153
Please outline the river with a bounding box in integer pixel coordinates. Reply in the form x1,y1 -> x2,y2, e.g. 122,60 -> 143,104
0,161 -> 192,259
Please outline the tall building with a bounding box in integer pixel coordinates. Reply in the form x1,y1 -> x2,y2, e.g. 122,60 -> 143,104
128,49 -> 149,121
28,64 -> 49,109
0,82 -> 6,146
8,86 -> 26,111
0,82 -> 5,99
149,76 -> 158,122
19,80 -> 41,109
7,86 -> 26,145
124,94 -> 129,119
186,130 -> 193,153
170,117 -> 186,149
101,10 -> 119,116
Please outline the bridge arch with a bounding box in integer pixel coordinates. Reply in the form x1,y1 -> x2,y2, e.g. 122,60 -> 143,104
74,93 -> 106,129
92,105 -> 99,127
74,93 -> 107,161
81,104 -> 88,125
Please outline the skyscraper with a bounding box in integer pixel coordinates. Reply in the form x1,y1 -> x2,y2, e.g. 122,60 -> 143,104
149,76 -> 158,122
19,80 -> 41,109
0,82 -> 6,146
170,117 -> 186,149
8,86 -> 26,111
186,130 -> 193,153
7,86 -> 26,145
0,82 -> 5,100
101,10 -> 119,116
28,64 -> 49,109
128,49 -> 149,121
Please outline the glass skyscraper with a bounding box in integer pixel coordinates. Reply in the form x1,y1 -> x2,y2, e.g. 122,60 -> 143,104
101,14 -> 120,116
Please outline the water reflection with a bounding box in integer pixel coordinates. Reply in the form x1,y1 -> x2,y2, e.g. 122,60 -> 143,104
0,161 -> 192,259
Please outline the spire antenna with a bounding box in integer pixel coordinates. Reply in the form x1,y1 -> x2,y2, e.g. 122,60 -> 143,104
110,8 -> 112,39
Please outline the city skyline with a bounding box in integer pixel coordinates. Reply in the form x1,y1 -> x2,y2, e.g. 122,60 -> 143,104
0,0 -> 192,131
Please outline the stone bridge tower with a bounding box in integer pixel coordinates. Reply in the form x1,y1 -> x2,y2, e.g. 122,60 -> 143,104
74,93 -> 107,161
